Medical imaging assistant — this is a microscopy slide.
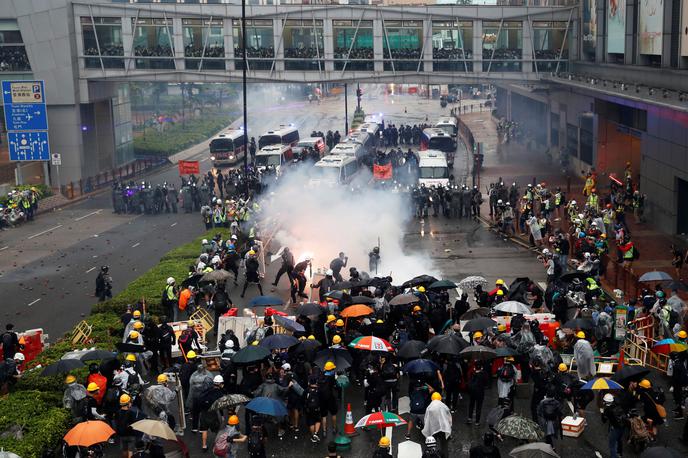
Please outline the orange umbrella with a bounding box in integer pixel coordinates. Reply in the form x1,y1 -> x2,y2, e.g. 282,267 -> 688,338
64,420 -> 115,447
341,304 -> 374,318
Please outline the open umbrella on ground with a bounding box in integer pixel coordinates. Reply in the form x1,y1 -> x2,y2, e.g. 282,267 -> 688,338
460,345 -> 497,361
562,318 -> 594,331
496,415 -> 544,441
201,269 -> 232,282
640,447 -> 684,458
63,421 -> 115,447
494,301 -> 533,315
41,358 -> 84,376
248,295 -> 283,307
428,280 -> 458,290
295,302 -> 324,316
462,317 -> 498,333
460,307 -> 490,320
246,397 -> 288,417
231,345 -> 270,365
496,347 -> 518,358
350,296 -> 376,305
652,338 -> 688,354
401,275 -> 438,289
458,276 -> 488,290
509,442 -> 559,458
611,365 -> 651,384
291,339 -> 322,360
314,348 -> 352,370
402,358 -> 439,375
273,315 -> 305,333
355,411 -> 407,429
259,334 -> 298,350
639,271 -> 673,282
210,394 -> 251,411
427,334 -> 469,356
79,349 -> 116,361
397,340 -> 427,360
559,272 -> 590,283
340,304 -> 374,318
181,273 -> 204,289
131,419 -> 177,441
389,293 -> 419,306
349,335 -> 393,352
581,377 -> 624,390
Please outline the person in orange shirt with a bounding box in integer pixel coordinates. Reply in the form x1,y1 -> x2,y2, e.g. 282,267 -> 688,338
177,286 -> 195,321
87,363 -> 108,406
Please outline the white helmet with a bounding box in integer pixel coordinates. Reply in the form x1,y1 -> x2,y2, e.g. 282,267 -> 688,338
542,248 -> 551,256
211,255 -> 221,265
225,340 -> 235,349
281,363 -> 291,371
213,375 -> 224,384
231,235 -> 238,240
603,393 -> 614,404
326,269 -> 333,276
167,277 -> 175,285
14,353 -> 25,361
202,239 -> 208,244
584,252 -> 592,259
497,199 -> 503,204
570,200 -> 577,205
425,436 -> 437,447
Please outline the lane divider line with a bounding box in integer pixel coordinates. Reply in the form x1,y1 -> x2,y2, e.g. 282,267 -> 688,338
131,242 -> 140,248
170,222 -> 177,227
85,266 -> 96,274
74,209 -> 102,221
28,298 -> 41,306
27,224 -> 63,240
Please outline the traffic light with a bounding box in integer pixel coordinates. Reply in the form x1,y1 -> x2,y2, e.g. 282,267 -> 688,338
356,88 -> 363,99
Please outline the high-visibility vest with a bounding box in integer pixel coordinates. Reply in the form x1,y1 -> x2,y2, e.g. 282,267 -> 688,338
165,285 -> 177,301
587,194 -> 598,208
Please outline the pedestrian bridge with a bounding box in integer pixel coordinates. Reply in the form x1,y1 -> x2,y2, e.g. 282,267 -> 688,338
75,1 -> 577,84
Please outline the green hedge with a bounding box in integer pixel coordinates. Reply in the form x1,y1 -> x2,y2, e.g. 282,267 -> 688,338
0,228 -> 233,457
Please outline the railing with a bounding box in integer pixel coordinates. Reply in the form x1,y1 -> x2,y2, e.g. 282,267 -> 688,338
598,253 -> 641,302
623,315 -> 669,373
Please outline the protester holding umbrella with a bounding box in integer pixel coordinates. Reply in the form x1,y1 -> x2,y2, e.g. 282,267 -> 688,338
373,436 -> 393,458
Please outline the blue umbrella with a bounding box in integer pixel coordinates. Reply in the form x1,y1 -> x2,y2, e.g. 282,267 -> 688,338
639,271 -> 673,282
246,397 -> 288,417
259,334 -> 299,350
248,295 -> 284,307
274,315 -> 305,333
402,358 -> 439,375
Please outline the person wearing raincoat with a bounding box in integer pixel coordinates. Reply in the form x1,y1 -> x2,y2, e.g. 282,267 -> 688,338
63,375 -> 88,421
188,364 -> 214,433
536,388 -> 564,449
422,392 -> 452,458
573,331 -> 596,380
143,374 -> 178,431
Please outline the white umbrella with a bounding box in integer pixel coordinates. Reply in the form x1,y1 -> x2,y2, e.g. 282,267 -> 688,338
131,419 -> 177,441
509,442 -> 560,458
494,301 -> 533,315
458,275 -> 487,289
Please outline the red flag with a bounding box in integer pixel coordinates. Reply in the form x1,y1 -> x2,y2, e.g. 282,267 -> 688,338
178,160 -> 200,175
373,163 -> 393,180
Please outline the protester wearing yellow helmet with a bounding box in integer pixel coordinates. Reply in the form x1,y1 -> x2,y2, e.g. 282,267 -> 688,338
573,329 -> 596,379
431,392 -> 442,401
133,321 -> 144,330
326,314 -> 336,324
65,375 -> 76,384
324,361 -> 336,371
332,335 -> 342,346
85,382 -> 106,420
223,415 -> 248,455
335,319 -> 344,328
307,335 -> 316,340
558,363 -> 568,372
157,373 -> 168,384
417,286 -> 426,293
119,394 -> 132,405
677,329 -> 688,342
125,353 -> 137,362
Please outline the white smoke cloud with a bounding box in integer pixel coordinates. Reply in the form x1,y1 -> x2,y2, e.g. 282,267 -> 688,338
258,165 -> 440,283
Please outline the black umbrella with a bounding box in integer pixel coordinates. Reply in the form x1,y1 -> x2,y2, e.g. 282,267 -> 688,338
401,275 -> 438,289
559,272 -> 590,283
181,273 -> 204,289
116,342 -> 146,353
462,317 -> 498,333
323,290 -> 351,303
397,340 -> 427,360
331,281 -> 359,291
389,293 -> 419,306
495,347 -> 518,358
350,296 -> 376,305
80,350 -> 117,361
291,339 -> 322,360
460,345 -> 497,361
562,318 -> 594,331
428,280 -> 458,290
231,346 -> 270,365
661,280 -> 688,291
314,348 -> 352,370
41,358 -> 85,376
296,302 -> 324,316
259,334 -> 299,350
427,334 -> 469,356
611,365 -> 651,385
460,307 -> 490,320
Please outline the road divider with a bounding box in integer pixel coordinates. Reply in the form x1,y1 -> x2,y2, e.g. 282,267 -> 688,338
74,209 -> 102,221
27,224 -> 63,240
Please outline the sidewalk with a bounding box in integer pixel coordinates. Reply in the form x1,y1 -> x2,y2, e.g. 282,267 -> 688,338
461,111 -> 682,299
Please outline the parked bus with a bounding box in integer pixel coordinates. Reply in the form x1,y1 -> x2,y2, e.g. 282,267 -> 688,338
417,150 -> 449,188
209,129 -> 246,167
420,127 -> 456,166
435,117 -> 458,138
258,125 -> 300,149
355,123 -> 381,148
308,155 -> 360,187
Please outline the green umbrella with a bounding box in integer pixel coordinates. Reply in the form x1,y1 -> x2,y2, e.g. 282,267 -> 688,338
496,415 -> 544,441
231,345 -> 270,365
428,280 -> 458,290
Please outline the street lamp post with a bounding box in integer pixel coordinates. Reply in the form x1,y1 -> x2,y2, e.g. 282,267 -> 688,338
333,374 -> 351,451
242,0 -> 249,198
344,83 -> 349,134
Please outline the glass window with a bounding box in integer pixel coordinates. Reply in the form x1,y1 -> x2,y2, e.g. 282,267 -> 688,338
333,20 -> 373,71
0,20 -> 30,72
183,18 -> 225,70
432,21 -> 473,72
383,21 -> 423,71
532,21 -> 569,72
482,21 -> 522,72
81,17 -> 124,69
233,19 -> 274,70
132,18 -> 174,70
283,19 -> 324,71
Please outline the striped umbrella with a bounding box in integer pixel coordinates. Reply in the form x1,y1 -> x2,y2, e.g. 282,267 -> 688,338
348,335 -> 393,352
355,411 -> 407,429
581,377 -> 624,390
652,338 -> 688,355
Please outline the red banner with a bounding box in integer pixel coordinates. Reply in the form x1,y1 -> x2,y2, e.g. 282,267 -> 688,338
373,163 -> 393,180
178,160 -> 200,175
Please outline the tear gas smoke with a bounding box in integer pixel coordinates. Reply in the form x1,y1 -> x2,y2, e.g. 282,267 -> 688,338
259,166 -> 440,283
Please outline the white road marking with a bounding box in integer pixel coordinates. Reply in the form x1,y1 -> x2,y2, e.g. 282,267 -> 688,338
131,242 -> 140,248
28,298 -> 41,306
27,224 -> 63,240
0,246 -> 8,251
85,266 -> 96,274
200,157 -> 209,162
170,222 -> 177,227
74,209 -> 102,221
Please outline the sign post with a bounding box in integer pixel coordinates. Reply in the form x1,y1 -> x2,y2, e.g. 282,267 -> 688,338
51,153 -> 61,189
2,80 -> 51,169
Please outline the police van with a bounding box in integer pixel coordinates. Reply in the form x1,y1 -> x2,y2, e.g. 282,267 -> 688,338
435,117 -> 458,138
209,129 -> 246,167
255,144 -> 294,175
330,142 -> 367,163
258,125 -> 300,149
420,127 -> 457,166
344,131 -> 376,155
417,150 -> 450,188
309,155 -> 360,186
355,123 -> 380,147
364,113 -> 384,128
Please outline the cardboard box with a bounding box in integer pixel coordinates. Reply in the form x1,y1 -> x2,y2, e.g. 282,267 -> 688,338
561,415 -> 585,437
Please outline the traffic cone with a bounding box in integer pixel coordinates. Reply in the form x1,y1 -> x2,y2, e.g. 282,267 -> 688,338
344,403 -> 358,436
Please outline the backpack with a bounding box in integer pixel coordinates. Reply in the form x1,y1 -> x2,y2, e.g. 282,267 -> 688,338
212,430 -> 230,457
178,330 -> 191,347
72,396 -> 89,421
380,362 -> 398,381
409,388 -> 429,414
305,388 -> 320,413
498,364 -> 515,382
247,430 -> 265,457
542,400 -> 559,421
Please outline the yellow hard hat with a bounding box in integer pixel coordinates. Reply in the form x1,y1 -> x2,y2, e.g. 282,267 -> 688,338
418,286 -> 426,293
157,374 -> 168,384
228,415 -> 240,425
505,356 -> 515,362
128,330 -> 139,340
307,335 -> 316,340
133,321 -> 144,330
497,324 -> 507,332
332,335 -> 342,345
187,320 -> 195,327
65,375 -> 76,384
252,341 -> 259,346
496,279 -> 505,286
133,310 -> 141,318
678,330 -> 687,339
639,379 -> 651,389
298,336 -> 306,341
379,436 -> 391,448
119,394 -> 132,405
496,290 -> 504,296
125,354 -> 137,362
413,305 -> 422,312
576,331 -> 586,339
558,363 -> 568,372
431,392 -> 442,401
335,319 -> 344,327
376,319 -> 384,324
249,250 -> 256,256
326,315 -> 336,324
324,361 -> 336,371
86,382 -> 99,392
473,331 -> 483,339
186,350 -> 197,359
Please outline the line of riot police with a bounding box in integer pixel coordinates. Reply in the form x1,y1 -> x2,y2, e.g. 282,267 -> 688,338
112,181 -> 179,215
411,184 -> 483,219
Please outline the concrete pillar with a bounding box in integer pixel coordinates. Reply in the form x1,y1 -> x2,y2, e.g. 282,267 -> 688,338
273,18 -> 284,72
373,19 -> 383,73
595,1 -> 604,62
172,18 -> 184,70
122,15 -> 134,72
473,20 -> 483,74
225,18 -> 235,71
522,20 -> 534,75
324,19 -> 334,73
661,0 -> 673,67
625,0 -> 635,65
423,19 -> 433,73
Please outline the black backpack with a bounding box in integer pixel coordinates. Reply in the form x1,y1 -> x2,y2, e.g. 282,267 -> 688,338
247,430 -> 265,457
542,400 -> 559,421
498,364 -> 515,382
305,388 -> 320,413
409,388 -> 429,414
380,361 -> 398,381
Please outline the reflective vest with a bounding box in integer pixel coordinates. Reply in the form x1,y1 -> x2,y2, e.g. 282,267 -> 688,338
587,194 -> 598,209
554,193 -> 562,206
165,285 -> 177,301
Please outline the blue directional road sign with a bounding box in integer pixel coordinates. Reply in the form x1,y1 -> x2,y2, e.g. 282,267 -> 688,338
8,131 -> 50,161
3,102 -> 48,131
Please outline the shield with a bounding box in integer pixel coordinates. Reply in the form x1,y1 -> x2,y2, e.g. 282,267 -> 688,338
340,304 -> 374,318
401,275 -> 438,289
131,419 -> 177,441
638,271 -> 673,282
41,359 -> 85,376
355,411 -> 407,429
561,318 -> 594,331
611,365 -> 650,385
79,349 -> 117,361
349,336 -> 393,352
462,317 -> 498,333
494,301 -> 533,315
246,397 -> 288,417
458,276 -> 488,290
460,308 -> 490,320
231,346 -> 270,365
580,377 -> 624,390
509,442 -> 560,458
259,334 -> 299,350
63,421 -> 115,447
427,334 -> 469,356
389,293 -> 419,306
296,302 -> 324,316
201,269 -> 233,282
402,358 -> 439,375
460,345 -> 497,361
428,280 -> 458,290
350,296 -> 376,305
210,394 -> 251,411
248,295 -> 284,307
496,414 -> 544,441
397,340 -> 427,360
314,348 -> 352,370
273,315 -> 305,333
